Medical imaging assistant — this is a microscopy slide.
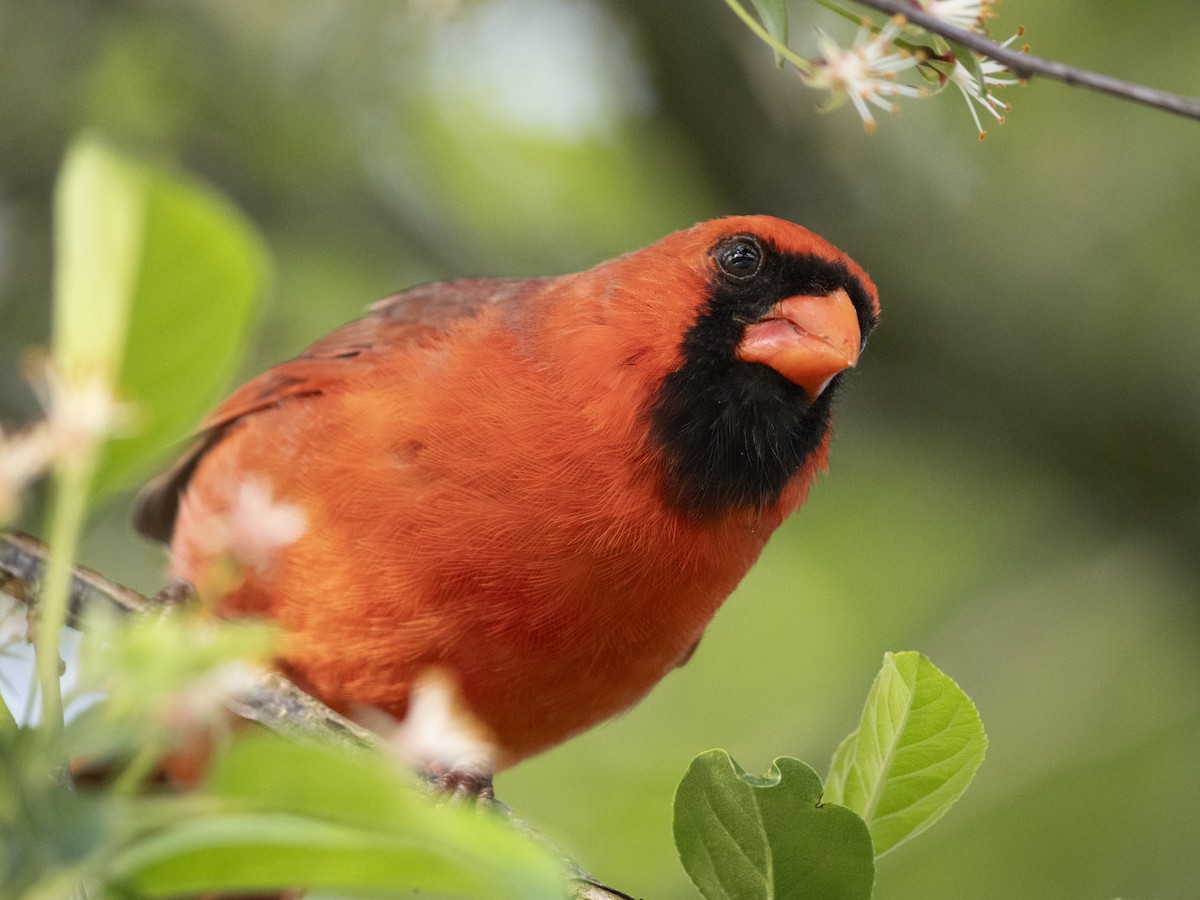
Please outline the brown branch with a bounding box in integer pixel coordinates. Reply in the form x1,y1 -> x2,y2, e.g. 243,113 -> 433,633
850,0 -> 1200,121
0,531 -> 634,900
1,531 -> 148,624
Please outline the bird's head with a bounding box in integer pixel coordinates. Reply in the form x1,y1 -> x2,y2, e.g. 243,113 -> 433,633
638,216 -> 879,517
537,215 -> 879,519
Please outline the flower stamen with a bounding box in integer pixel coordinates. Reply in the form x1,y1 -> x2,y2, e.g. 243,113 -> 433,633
801,17 -> 925,131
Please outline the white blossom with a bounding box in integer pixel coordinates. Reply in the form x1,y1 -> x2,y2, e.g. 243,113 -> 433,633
948,44 -> 1017,138
37,364 -> 135,465
802,18 -> 924,131
918,0 -> 998,32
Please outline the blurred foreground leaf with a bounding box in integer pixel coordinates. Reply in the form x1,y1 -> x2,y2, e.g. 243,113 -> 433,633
53,137 -> 145,386
65,606 -> 275,768
747,0 -> 789,65
674,749 -> 874,900
106,734 -> 566,899
54,135 -> 268,504
824,651 -> 986,858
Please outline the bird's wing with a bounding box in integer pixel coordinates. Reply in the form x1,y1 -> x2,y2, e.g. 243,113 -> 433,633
133,278 -> 538,543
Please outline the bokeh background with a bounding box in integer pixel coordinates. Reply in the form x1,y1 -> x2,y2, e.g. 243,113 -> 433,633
3,1 -> 1199,896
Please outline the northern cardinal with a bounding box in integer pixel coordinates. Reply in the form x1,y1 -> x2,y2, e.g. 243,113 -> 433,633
135,215 -> 878,778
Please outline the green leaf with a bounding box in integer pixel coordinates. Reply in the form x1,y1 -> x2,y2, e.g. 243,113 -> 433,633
822,731 -> 856,805
52,136 -> 267,505
824,651 -> 987,858
103,733 -> 564,899
100,160 -> 268,501
897,24 -> 949,57
106,812 -> 557,899
918,58 -> 956,84
205,732 -> 424,832
59,138 -> 269,502
674,749 -> 874,900
748,0 -> 789,66
53,135 -> 146,385
75,606 -> 276,731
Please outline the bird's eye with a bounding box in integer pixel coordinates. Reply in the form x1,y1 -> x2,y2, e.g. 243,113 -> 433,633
717,238 -> 764,282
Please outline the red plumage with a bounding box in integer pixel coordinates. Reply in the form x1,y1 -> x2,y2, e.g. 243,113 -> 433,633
137,215 -> 879,769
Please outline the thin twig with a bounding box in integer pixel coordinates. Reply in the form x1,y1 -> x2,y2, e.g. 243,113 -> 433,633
1,532 -> 148,624
851,0 -> 1200,121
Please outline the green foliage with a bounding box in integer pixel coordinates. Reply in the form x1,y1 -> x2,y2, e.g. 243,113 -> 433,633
747,0 -> 789,65
64,607 -> 276,769
104,736 -> 566,900
53,137 -> 146,386
54,137 -> 268,503
3,697 -> 566,899
27,132 -> 267,757
0,607 -> 276,897
824,651 -> 987,858
674,750 -> 874,900
674,653 -> 985,899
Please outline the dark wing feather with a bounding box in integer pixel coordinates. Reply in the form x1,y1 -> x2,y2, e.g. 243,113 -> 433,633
133,278 -> 538,543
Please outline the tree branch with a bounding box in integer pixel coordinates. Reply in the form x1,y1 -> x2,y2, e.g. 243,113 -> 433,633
1,531 -> 148,624
850,0 -> 1200,121
0,531 -> 635,900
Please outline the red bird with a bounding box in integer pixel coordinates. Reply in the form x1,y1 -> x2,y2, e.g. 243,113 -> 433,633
136,215 -> 878,777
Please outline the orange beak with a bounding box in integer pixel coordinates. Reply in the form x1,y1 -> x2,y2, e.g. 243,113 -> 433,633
735,287 -> 861,401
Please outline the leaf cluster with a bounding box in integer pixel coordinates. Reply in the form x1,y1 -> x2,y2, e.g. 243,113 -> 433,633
674,652 -> 986,898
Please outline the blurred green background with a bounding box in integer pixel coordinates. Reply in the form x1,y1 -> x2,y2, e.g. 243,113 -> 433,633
2,0 -> 1198,896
